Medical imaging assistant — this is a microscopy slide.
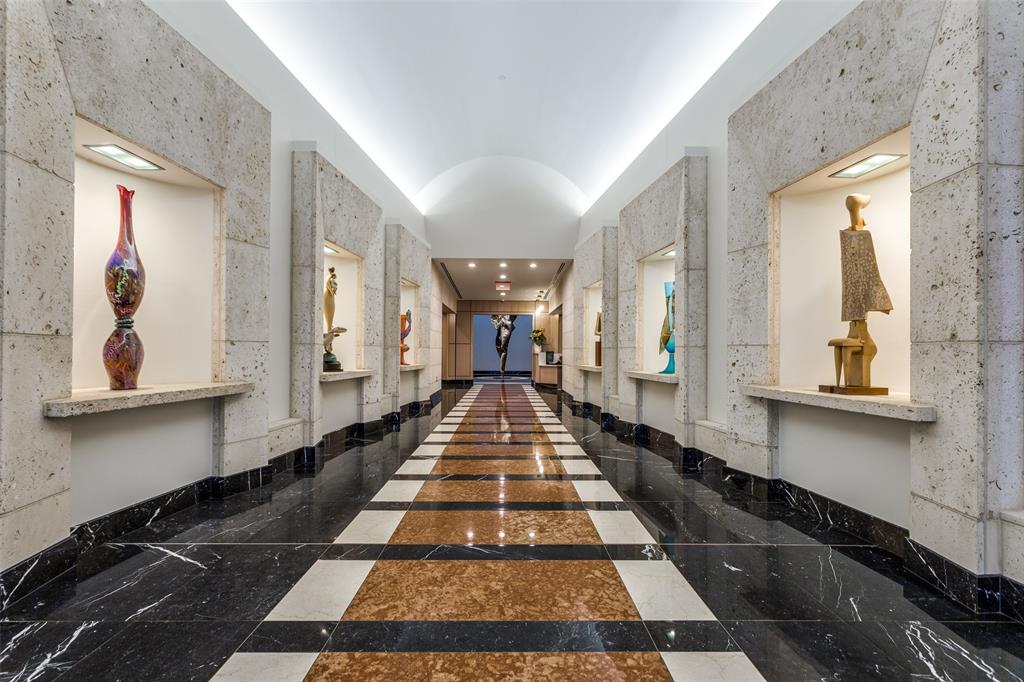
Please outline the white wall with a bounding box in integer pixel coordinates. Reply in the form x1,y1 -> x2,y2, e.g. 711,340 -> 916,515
73,158 -> 214,388
579,0 -> 860,423
145,0 -> 425,423
780,167 -> 910,392
779,403 -> 910,527
324,252 -> 363,371
322,381 -> 362,434
70,401 -> 212,524
641,381 -> 677,435
640,258 -> 675,373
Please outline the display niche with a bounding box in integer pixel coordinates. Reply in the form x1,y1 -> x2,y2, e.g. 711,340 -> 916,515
583,281 -> 603,367
777,127 -> 910,395
638,246 -> 676,374
400,279 -> 420,366
72,117 -> 217,390
323,242 -> 364,372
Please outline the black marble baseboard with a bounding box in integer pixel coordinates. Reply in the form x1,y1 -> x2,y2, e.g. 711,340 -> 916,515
443,379 -> 474,388
559,388 -> 1024,624
0,392 -> 447,612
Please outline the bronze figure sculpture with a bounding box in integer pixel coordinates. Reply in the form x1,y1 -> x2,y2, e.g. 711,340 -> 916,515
820,193 -> 892,395
491,314 -> 517,377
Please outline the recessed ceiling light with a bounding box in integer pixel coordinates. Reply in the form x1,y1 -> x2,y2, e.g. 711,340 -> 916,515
529,263 -> 537,268
830,154 -> 904,179
85,144 -> 163,171
499,292 -> 506,296
499,262 -> 507,268
468,262 -> 476,268
499,274 -> 507,279
663,249 -> 676,258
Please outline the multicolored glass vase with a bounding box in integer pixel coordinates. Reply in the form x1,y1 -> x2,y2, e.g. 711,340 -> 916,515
103,185 -> 145,390
659,280 -> 676,374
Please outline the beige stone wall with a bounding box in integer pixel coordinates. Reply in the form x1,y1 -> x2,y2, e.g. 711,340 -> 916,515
0,0 -> 271,570
726,0 -> 1024,575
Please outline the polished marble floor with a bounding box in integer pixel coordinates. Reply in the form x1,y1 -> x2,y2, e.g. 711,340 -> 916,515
2,384 -> 1024,681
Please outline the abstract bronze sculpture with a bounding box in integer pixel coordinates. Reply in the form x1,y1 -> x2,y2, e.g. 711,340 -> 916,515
820,193 -> 892,395
491,314 -> 517,377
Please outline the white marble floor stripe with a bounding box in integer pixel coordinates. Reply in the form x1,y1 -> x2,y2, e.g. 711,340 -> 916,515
659,652 -> 765,682
371,480 -> 424,502
613,560 -> 716,621
212,653 -> 318,681
395,458 -> 438,474
334,510 -> 407,543
265,560 -> 374,621
571,480 -> 622,502
587,510 -> 657,545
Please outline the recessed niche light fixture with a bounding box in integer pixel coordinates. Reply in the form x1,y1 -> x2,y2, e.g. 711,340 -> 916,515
468,262 -> 476,268
499,262 -> 507,268
663,249 -> 676,258
324,244 -> 339,254
529,262 -> 538,268
829,154 -> 904,179
85,144 -> 163,171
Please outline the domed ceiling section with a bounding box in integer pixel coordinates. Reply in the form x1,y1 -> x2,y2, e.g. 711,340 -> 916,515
227,0 -> 778,253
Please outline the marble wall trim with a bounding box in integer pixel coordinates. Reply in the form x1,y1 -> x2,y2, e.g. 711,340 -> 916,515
726,0 -> 1024,577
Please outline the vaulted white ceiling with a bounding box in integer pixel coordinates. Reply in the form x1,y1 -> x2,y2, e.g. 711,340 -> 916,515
228,0 -> 777,220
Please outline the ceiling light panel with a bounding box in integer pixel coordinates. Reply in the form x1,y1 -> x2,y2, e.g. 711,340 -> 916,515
829,154 -> 904,179
85,144 -> 163,171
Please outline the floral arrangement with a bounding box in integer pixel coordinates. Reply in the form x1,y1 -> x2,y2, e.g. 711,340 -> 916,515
529,328 -> 547,346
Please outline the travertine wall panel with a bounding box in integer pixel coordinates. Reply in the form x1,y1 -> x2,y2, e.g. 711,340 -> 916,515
291,150 -> 384,445
1,0 -> 271,569
616,156 -> 706,443
727,0 -> 1024,577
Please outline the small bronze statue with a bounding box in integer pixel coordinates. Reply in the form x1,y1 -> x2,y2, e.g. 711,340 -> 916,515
820,194 -> 892,395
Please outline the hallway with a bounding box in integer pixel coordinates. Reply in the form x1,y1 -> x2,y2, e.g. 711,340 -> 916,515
2,384 -> 1022,680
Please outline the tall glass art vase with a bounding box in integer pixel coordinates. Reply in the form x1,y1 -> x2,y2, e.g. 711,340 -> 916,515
658,280 -> 675,374
103,185 -> 146,389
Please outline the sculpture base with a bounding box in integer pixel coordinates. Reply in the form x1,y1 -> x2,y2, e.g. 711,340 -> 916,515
323,352 -> 342,372
818,384 -> 889,396
595,341 -> 602,367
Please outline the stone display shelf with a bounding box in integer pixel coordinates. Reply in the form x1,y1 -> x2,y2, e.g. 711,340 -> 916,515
740,384 -> 937,423
320,369 -> 375,383
400,364 -> 426,372
579,365 -> 602,373
625,369 -> 679,384
44,382 -> 255,418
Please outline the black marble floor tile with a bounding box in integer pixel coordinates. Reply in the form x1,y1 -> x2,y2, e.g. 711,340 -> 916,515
63,621 -> 256,682
237,620 -> 337,653
376,544 -> 609,561
724,620 -> 912,681
140,543 -> 326,621
324,621 -> 655,652
644,620 -> 738,652
1,544 -> 216,622
0,620 -> 123,682
666,544 -> 990,623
